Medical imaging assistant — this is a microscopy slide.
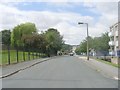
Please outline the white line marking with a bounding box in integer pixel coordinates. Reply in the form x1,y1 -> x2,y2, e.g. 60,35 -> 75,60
113,76 -> 119,80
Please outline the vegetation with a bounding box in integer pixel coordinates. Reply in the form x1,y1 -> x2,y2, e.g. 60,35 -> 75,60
61,44 -> 72,52
1,30 -> 11,46
75,32 -> 110,55
1,22 -> 65,65
1,30 -> 11,64
95,58 -> 120,68
44,28 -> 64,56
11,22 -> 37,47
1,50 -> 42,65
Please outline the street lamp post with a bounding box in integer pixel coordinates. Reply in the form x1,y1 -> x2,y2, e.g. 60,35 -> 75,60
78,22 -> 89,60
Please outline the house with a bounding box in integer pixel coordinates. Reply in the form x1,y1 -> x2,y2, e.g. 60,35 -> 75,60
108,22 -> 120,56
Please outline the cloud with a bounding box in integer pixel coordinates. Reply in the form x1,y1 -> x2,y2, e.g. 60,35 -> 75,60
1,0 -> 119,3
84,2 -> 118,25
51,22 -> 87,44
0,1 -> 118,45
83,2 -> 118,36
0,3 -> 94,45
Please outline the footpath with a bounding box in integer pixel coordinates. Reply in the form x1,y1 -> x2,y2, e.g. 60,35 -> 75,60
0,57 -> 57,79
77,55 -> 119,80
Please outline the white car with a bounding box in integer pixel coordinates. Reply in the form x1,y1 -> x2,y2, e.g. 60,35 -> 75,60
69,53 -> 74,56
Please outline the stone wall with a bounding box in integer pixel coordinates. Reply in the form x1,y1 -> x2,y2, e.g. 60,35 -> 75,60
111,57 -> 118,64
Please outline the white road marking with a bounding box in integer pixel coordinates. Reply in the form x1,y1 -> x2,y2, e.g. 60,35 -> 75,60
113,76 -> 119,80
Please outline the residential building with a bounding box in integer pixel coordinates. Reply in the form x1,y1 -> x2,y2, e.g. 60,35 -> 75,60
119,22 -> 120,50
109,22 -> 120,56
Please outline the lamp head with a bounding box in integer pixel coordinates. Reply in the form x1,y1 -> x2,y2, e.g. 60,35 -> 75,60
78,22 -> 84,24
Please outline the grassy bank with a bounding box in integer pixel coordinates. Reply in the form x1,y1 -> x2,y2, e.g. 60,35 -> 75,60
0,50 -> 45,65
89,56 -> 120,68
95,58 -> 120,68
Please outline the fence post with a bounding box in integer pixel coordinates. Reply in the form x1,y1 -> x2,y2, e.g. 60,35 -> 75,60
39,53 -> 40,58
28,49 -> 30,60
16,47 -> 19,63
23,47 -> 25,61
23,41 -> 25,61
32,51 -> 34,60
36,51 -> 37,59
7,45 -> 10,64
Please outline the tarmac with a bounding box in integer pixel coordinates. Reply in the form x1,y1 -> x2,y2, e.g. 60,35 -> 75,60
0,55 -> 119,80
77,55 -> 119,80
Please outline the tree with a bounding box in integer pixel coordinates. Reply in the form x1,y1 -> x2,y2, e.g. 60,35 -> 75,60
75,32 -> 110,55
99,32 -> 110,51
22,33 -> 47,53
78,40 -> 87,53
34,34 -> 47,53
44,28 -> 64,56
11,22 -> 37,62
75,47 -> 81,55
61,44 -> 72,52
1,30 -> 11,46
11,22 -> 37,47
1,30 -> 11,64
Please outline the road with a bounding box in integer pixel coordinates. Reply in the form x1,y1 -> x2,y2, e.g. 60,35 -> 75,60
2,56 -> 118,88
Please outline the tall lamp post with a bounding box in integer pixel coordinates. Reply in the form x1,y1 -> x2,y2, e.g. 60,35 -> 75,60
78,22 -> 89,60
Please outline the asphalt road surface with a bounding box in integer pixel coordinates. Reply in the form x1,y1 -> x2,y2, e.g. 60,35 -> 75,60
2,56 -> 118,88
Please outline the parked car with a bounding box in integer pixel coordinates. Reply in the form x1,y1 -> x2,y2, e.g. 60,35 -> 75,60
69,52 -> 74,56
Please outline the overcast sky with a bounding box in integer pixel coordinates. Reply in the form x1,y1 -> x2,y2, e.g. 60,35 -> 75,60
0,0 -> 118,45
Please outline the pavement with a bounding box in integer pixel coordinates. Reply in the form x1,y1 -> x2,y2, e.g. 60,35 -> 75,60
0,57 -> 56,78
2,56 -> 118,88
77,55 -> 119,80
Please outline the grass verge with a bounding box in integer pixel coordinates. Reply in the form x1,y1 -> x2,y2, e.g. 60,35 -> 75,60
0,50 -> 46,65
94,58 -> 120,68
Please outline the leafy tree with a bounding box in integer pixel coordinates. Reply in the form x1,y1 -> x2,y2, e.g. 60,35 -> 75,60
76,32 -> 110,55
61,44 -> 72,52
34,34 -> 47,53
75,47 -> 81,55
1,30 -> 11,46
11,22 -> 37,47
11,22 -> 37,61
1,30 -> 11,64
99,32 -> 110,51
44,28 -> 64,56
22,33 -> 47,53
78,40 -> 87,53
